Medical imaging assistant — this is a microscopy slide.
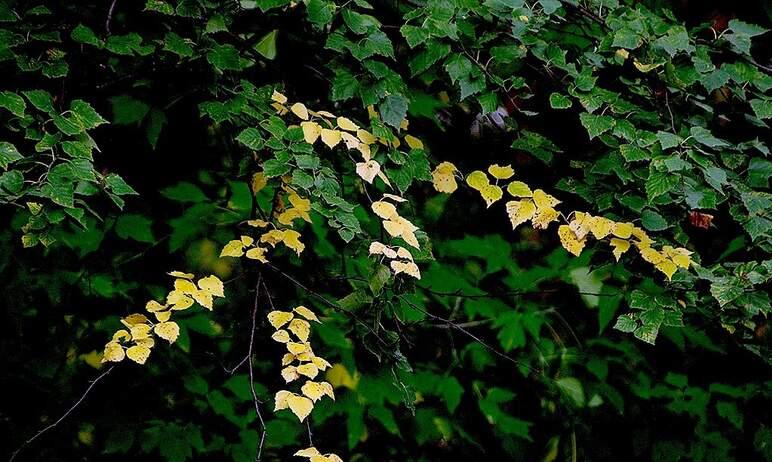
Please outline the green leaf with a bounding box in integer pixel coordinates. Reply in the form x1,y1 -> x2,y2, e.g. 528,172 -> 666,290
641,209 -> 669,231
379,94 -> 409,128
0,142 -> 23,169
556,377 -> 585,407
549,92 -> 572,109
71,24 -> 102,47
579,113 -> 615,139
0,91 -> 26,117
254,30 -> 277,60
236,128 -> 264,150
161,182 -> 207,202
115,213 -> 155,243
207,44 -> 244,71
163,32 -> 195,58
110,95 -> 150,125
750,99 -> 772,119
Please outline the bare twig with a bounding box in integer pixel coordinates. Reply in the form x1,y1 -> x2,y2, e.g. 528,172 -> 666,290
9,366 -> 115,462
249,275 -> 267,461
105,0 -> 118,34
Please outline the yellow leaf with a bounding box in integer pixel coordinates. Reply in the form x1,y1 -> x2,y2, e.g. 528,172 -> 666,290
609,238 -> 631,261
294,306 -> 320,322
286,393 -> 314,421
301,121 -> 321,144
432,163 -> 458,194
558,225 -> 586,257
145,300 -> 166,312
568,211 -> 591,239
466,170 -> 489,190
479,183 -> 503,208
245,247 -> 268,262
198,275 -> 224,298
102,342 -> 125,363
122,313 -> 150,326
281,366 -> 300,383
220,240 -> 244,257
532,189 -> 561,209
404,134 -> 424,150
289,193 -> 311,211
295,447 -> 322,458
288,318 -> 311,342
311,355 -> 332,370
505,200 -> 537,229
340,131 -> 360,150
633,59 -> 661,73
274,390 -> 291,411
488,164 -> 515,180
390,260 -> 421,279
154,310 -> 172,322
251,172 -> 267,194
290,102 -> 309,120
356,129 -> 376,144
532,206 -> 559,230
655,259 -> 678,280
616,49 -> 630,60
506,181 -> 532,197
168,271 -> 194,279
356,160 -> 381,183
112,329 -> 131,342
663,246 -> 692,269
174,278 -> 198,294
336,116 -> 359,131
129,324 -> 152,340
639,246 -> 666,264
301,381 -> 336,402
297,363 -> 320,379
327,454 -> 344,462
281,353 -> 296,366
272,330 -> 291,343
315,110 -> 335,118
320,128 -> 342,148
126,344 -> 151,365
271,90 -> 288,104
247,219 -> 269,228
588,216 -> 614,240
167,290 -> 194,310
612,222 -> 634,239
271,102 -> 288,115
382,193 -> 407,202
371,201 -> 398,219
268,310 -> 294,329
287,342 -> 310,355
356,141 -> 371,159
135,337 -> 155,349
281,229 -> 305,255
240,235 -> 254,246
632,227 -> 654,247
326,363 -> 358,389
154,322 -> 180,343
191,289 -> 214,310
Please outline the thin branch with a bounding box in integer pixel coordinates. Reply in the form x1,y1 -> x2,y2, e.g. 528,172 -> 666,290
249,275 -> 267,461
105,0 -> 118,35
9,366 -> 115,462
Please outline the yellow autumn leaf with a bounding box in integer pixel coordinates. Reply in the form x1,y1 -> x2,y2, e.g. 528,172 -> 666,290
326,363 -> 358,389
274,390 -> 291,411
356,160 -> 381,183
432,162 -> 458,194
288,318 -> 311,342
390,260 -> 421,279
146,300 -> 166,312
154,310 -> 171,323
383,217 -> 420,249
281,353 -> 296,366
102,342 -> 125,363
272,330 -> 291,343
505,200 -> 537,229
126,344 -> 151,365
112,329 -> 131,342
466,170 -> 489,190
663,246 -> 692,269
287,342 -> 310,355
311,355 -> 332,370
404,134 -> 424,150
301,121 -> 321,144
532,189 -> 561,209
356,128 -> 376,144
247,219 -> 269,228
301,381 -> 336,402
569,212 -> 591,240
479,183 -> 503,208
122,313 -> 150,326
558,225 -> 586,257
240,235 -> 254,246
154,322 -> 180,343
612,222 -> 634,239
589,216 -> 614,240
632,227 -> 655,247
320,128 -> 342,148
290,102 -> 309,120
371,201 -> 398,219
336,116 -> 359,131
129,324 -> 152,340
198,275 -> 224,298
639,246 -> 666,264
251,171 -> 267,194
281,229 -> 305,255
532,207 -> 560,229
168,271 -> 194,279
297,363 -> 320,379
656,259 -> 678,280
382,193 -> 407,202
506,181 -> 532,197
281,366 -> 300,383
286,393 -> 314,421
245,246 -> 268,262
294,306 -> 320,323
167,290 -> 194,310
609,238 -> 631,261
271,90 -> 288,104
488,164 -> 515,180
295,447 -> 322,458
191,289 -> 214,310
340,131 -> 360,150
271,102 -> 288,115
267,310 -> 294,329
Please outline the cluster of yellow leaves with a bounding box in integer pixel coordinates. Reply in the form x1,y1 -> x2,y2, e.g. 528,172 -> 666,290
294,447 -> 344,462
220,191 -> 307,263
371,194 -> 421,250
369,241 -> 421,279
432,161 -> 693,280
271,90 -> 425,188
102,272 -> 225,365
268,306 -> 335,422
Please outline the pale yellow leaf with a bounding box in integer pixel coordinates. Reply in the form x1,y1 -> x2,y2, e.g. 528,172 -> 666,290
154,311 -> 172,322
167,290 -> 194,310
247,219 -> 269,228
532,189 -> 561,209
466,170 -> 489,190
609,238 -> 631,261
191,289 -> 214,310
129,324 -> 152,340
558,225 -> 586,257
281,229 -> 305,255
267,310 -> 294,329
488,164 -> 515,180
505,199 -> 536,229
174,278 -> 198,294
245,246 -> 268,262
290,102 -> 309,120
274,390 -> 291,411
294,306 -> 320,323
639,246 -> 666,264
126,344 -> 151,365
295,447 -> 322,458
146,300 -> 166,312
112,329 -> 131,342
568,212 -> 591,240
382,193 -> 407,202
655,259 -> 678,280
288,318 -> 311,342
589,216 -> 614,240
286,393 -> 314,421
198,275 -> 224,298
340,131 -> 360,150
356,160 -> 381,183
506,181 -> 532,197
240,235 -> 254,246
311,356 -> 332,371
272,330 -> 291,343
220,240 -> 244,257
356,129 -> 376,144
301,121 -> 321,144
532,206 -> 559,229
390,260 -> 421,279
287,342 -> 310,355
297,363 -> 320,379
404,134 -> 424,150
271,90 -> 288,104
281,366 -> 300,383
102,342 -> 125,363
396,247 -> 412,261
371,201 -> 398,219
432,164 -> 457,194
611,222 -> 634,239
320,128 -> 342,148
168,271 -> 194,279
479,184 -> 503,207
336,116 -> 359,131
154,321 -> 180,343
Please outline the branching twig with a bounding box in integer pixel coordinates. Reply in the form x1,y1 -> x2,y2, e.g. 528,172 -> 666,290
9,366 -> 115,462
249,275 -> 267,461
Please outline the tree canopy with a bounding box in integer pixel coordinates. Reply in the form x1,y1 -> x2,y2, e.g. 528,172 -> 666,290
1,0 -> 771,461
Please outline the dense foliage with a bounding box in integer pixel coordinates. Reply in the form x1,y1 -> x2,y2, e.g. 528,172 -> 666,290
1,0 -> 771,461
